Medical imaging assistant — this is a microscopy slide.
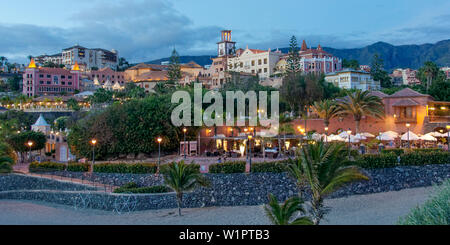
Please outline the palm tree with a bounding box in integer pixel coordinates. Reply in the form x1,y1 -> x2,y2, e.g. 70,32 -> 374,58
312,99 -> 340,128
162,161 -> 210,216
264,193 -> 313,225
289,142 -> 369,224
337,90 -> 384,134
422,61 -> 438,92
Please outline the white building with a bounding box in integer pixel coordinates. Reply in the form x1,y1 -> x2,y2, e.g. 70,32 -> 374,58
35,53 -> 63,66
325,69 -> 380,91
227,47 -> 283,79
60,45 -> 118,71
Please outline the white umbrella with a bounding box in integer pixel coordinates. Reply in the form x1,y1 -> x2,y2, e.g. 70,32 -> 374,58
349,135 -> 360,143
355,133 -> 367,140
328,134 -> 345,142
383,131 -> 399,137
401,131 -> 420,141
310,132 -> 322,141
420,134 -> 437,141
376,133 -> 396,141
361,132 -> 375,138
338,131 -> 351,138
427,131 -> 447,137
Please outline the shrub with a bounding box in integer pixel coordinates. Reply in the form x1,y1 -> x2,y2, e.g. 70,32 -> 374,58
29,161 -> 66,172
400,151 -> 450,166
0,162 -> 12,174
67,162 -> 90,172
398,180 -> 450,225
113,183 -> 171,194
251,161 -> 287,173
411,148 -> 443,153
381,148 -> 405,156
160,162 -> 200,174
93,162 -> 158,174
209,161 -> 246,173
355,153 -> 398,169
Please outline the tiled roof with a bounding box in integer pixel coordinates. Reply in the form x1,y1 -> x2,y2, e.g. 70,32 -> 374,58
388,88 -> 428,98
134,70 -> 169,81
391,98 -> 420,107
369,90 -> 388,98
38,67 -> 73,74
181,61 -> 203,69
127,63 -> 168,71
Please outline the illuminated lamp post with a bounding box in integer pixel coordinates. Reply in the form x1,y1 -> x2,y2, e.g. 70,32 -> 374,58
406,123 -> 411,149
324,127 -> 329,143
347,129 -> 352,160
90,139 -> 97,171
183,128 -> 187,160
247,134 -> 253,172
157,137 -> 162,172
27,141 -> 33,162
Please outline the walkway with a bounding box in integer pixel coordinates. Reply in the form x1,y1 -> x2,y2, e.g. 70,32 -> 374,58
0,186 -> 436,225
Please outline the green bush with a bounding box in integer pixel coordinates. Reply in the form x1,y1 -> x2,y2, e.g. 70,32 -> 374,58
411,148 -> 443,153
29,161 -> 66,172
0,162 -> 12,174
355,153 -> 398,169
93,162 -> 158,174
398,180 -> 450,225
160,162 -> 200,174
251,161 -> 287,173
67,162 -> 90,172
381,148 -> 405,156
113,182 -> 171,194
209,161 -> 246,173
400,151 -> 450,166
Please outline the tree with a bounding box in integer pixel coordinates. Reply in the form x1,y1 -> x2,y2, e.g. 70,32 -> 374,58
67,98 -> 80,111
124,83 -> 146,99
289,142 -> 368,224
6,75 -> 21,92
342,59 -> 359,70
286,36 -> 301,74
418,61 -> 440,92
312,99 -> 340,127
337,90 -> 385,133
89,88 -> 113,104
161,161 -> 210,216
264,194 -> 313,225
370,54 -> 392,88
168,48 -> 182,84
7,131 -> 46,162
53,116 -> 70,130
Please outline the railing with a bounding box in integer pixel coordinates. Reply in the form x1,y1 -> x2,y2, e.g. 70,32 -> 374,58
394,117 -> 417,123
428,115 -> 450,123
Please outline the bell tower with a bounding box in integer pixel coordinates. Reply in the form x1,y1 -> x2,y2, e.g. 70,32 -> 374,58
217,30 -> 236,57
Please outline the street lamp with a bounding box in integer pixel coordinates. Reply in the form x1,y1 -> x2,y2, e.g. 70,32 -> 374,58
347,129 -> 352,160
157,137 -> 162,172
446,125 -> 450,152
183,128 -> 187,159
90,139 -> 97,171
247,134 -> 253,172
406,123 -> 411,149
27,141 -> 33,162
324,127 -> 329,143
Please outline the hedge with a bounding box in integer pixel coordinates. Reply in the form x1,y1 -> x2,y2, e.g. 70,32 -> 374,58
356,151 -> 450,168
411,148 -> 444,153
93,162 -> 158,174
0,162 -> 12,174
29,161 -> 66,172
251,160 -> 287,173
160,162 -> 200,174
67,162 -> 90,172
113,182 -> 171,194
209,161 -> 246,173
381,149 -> 405,156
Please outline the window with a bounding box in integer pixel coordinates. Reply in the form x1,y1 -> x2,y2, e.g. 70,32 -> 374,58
39,74 -> 44,78
40,81 -> 44,84
68,76 -> 72,79
47,81 -> 51,84
264,68 -> 268,73
53,76 -> 59,85
61,75 -> 65,79
258,69 -> 262,73
47,74 -> 51,78
258,59 -> 262,65
68,82 -> 72,85
251,60 -> 255,66
264,58 -> 267,64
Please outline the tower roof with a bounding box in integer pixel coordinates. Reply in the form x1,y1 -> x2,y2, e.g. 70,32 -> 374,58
301,40 -> 308,51
72,61 -> 80,71
317,44 -> 322,51
28,58 -> 37,68
32,114 -> 50,127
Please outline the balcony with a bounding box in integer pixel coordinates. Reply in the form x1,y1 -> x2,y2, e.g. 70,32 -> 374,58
394,116 -> 417,123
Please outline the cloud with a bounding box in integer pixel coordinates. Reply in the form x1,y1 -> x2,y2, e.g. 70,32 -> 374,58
0,0 -> 221,63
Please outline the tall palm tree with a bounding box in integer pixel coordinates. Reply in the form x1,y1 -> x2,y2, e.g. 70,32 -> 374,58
422,61 -> 438,92
312,99 -> 340,128
264,193 -> 313,225
162,161 -> 210,216
337,90 -> 384,134
289,142 -> 369,224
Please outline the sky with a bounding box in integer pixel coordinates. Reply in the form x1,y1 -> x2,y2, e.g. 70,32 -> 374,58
1,0 -> 449,64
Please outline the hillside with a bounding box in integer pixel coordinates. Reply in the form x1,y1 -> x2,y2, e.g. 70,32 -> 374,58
144,39 -> 450,71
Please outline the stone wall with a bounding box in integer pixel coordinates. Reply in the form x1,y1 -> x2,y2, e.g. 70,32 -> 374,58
1,164 -> 449,211
0,174 -> 97,191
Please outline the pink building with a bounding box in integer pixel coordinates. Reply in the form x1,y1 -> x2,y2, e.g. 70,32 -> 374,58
297,40 -> 342,74
22,59 -> 80,97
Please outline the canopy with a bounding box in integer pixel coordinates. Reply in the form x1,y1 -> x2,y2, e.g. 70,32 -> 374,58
419,134 -> 437,141
354,133 -> 367,140
338,131 -> 351,138
383,131 -> 399,137
361,132 -> 375,138
427,131 -> 447,137
376,133 -> 396,141
328,134 -> 346,142
401,131 -> 420,141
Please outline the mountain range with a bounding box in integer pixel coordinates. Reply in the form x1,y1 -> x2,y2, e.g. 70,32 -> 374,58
145,39 -> 450,71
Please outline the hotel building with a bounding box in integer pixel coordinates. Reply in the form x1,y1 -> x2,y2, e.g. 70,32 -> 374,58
325,69 -> 380,91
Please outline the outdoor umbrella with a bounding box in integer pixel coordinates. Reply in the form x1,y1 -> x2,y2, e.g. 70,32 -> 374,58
355,133 -> 367,140
420,134 -> 437,141
376,133 -> 396,141
361,132 -> 375,138
383,131 -> 399,137
401,132 -> 420,141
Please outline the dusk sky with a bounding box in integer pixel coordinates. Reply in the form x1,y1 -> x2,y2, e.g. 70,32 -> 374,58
1,0 -> 449,63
